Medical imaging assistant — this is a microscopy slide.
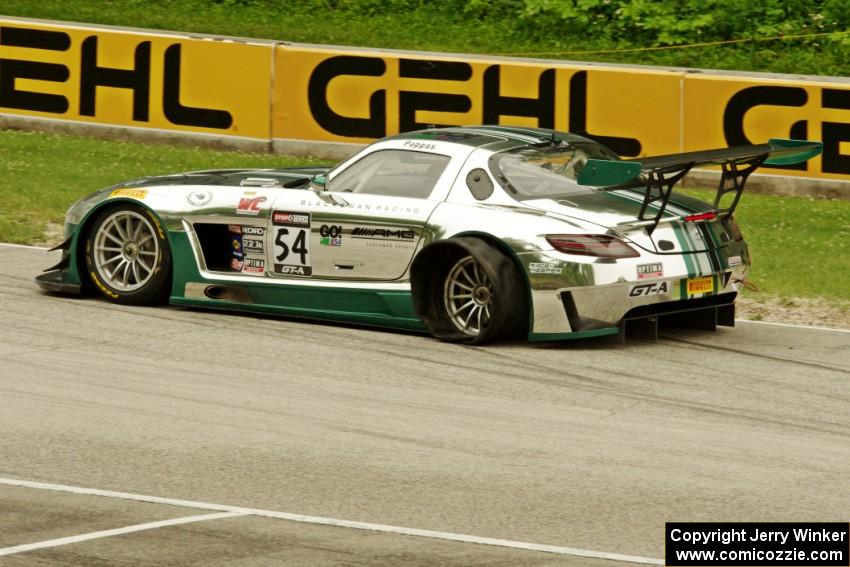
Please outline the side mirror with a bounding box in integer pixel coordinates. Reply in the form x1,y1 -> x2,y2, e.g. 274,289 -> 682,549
309,174 -> 349,207
310,174 -> 327,192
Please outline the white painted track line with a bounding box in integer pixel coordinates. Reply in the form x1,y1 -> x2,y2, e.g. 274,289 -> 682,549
0,477 -> 664,565
0,511 -> 246,557
736,318 -> 850,334
0,242 -> 49,251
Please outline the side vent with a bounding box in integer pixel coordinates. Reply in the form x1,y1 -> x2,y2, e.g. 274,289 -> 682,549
240,177 -> 280,187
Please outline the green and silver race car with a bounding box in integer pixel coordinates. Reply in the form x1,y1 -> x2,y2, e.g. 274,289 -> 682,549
37,126 -> 821,344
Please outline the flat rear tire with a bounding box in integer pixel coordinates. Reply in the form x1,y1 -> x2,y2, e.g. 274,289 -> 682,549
412,238 -> 528,345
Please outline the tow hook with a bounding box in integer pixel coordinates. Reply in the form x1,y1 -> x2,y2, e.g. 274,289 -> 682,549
734,278 -> 759,292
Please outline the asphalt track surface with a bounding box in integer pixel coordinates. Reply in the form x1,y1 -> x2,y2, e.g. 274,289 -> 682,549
1,243 -> 849,566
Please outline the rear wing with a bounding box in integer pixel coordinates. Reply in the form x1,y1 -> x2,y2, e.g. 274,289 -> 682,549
576,139 -> 823,234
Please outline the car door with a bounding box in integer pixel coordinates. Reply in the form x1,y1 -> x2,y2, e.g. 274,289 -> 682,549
269,148 -> 457,281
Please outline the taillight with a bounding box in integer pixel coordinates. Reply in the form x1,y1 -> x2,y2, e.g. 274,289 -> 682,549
545,234 -> 640,258
685,212 -> 716,222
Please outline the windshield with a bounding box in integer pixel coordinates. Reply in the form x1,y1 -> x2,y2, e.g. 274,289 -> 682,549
489,141 -> 621,201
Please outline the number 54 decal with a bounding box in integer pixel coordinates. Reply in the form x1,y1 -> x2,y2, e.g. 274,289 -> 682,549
273,226 -> 311,276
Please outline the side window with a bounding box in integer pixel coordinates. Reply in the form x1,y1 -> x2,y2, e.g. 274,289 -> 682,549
327,150 -> 450,199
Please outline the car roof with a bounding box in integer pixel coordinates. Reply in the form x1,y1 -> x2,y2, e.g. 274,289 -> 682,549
385,125 -> 598,151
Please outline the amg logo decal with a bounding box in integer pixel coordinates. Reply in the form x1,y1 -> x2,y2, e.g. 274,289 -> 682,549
351,227 -> 415,240
629,281 -> 670,297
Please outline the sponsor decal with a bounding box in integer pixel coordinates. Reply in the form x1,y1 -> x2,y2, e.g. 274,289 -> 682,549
187,189 -> 212,206
242,225 -> 264,236
687,276 -> 714,295
298,200 -> 420,214
629,281 -> 671,297
319,224 -> 343,246
229,226 -> 243,267
728,255 -> 743,267
237,191 -> 267,215
272,211 -> 310,226
274,264 -> 309,275
243,236 -> 264,254
89,270 -> 119,299
528,262 -> 562,275
351,227 -> 415,241
637,262 -> 663,279
110,188 -> 147,200
242,257 -> 265,274
402,141 -> 436,151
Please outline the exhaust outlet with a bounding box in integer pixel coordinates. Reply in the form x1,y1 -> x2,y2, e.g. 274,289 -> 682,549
204,285 -> 231,300
184,282 -> 252,304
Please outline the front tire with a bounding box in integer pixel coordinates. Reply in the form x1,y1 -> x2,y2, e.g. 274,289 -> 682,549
85,204 -> 171,305
412,238 -> 528,345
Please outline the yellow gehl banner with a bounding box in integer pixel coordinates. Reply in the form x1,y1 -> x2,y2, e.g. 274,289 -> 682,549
273,45 -> 683,158
0,19 -> 273,139
272,45 -> 850,181
684,74 -> 850,180
3,18 -> 850,181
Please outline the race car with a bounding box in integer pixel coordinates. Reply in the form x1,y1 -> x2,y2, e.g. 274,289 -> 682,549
37,126 -> 821,344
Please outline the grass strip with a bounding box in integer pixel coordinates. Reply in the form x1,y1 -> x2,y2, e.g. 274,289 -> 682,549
681,188 -> 850,302
0,130 -> 328,244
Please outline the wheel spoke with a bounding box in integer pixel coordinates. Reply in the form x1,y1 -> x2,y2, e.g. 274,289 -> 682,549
451,299 -> 475,316
97,246 -> 123,253
463,304 -> 479,328
476,304 -> 484,330
101,254 -> 122,267
112,219 -> 128,241
109,258 -> 126,280
484,304 -> 491,321
121,261 -> 130,286
449,292 -> 473,300
471,262 -> 482,285
459,265 -> 476,286
451,280 -> 473,292
132,218 -> 143,240
139,250 -> 157,257
137,256 -> 153,273
131,261 -> 141,284
104,231 -> 124,246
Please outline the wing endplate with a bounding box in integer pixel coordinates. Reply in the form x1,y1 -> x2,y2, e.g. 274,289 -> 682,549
764,138 -> 823,166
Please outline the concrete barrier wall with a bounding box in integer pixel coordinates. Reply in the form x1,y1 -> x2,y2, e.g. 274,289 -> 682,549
2,16 -> 849,196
